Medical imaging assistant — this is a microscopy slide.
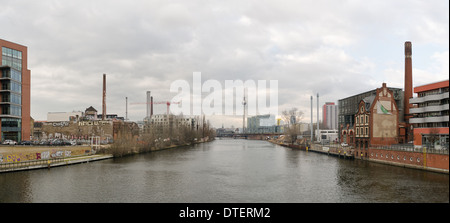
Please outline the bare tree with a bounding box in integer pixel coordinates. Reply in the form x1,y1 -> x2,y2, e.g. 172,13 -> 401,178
427,128 -> 441,149
281,108 -> 304,144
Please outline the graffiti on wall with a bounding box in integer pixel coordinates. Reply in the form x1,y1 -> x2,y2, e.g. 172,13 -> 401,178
0,150 -> 76,164
78,121 -> 111,126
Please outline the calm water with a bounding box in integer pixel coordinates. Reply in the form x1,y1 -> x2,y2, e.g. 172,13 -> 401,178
0,139 -> 448,203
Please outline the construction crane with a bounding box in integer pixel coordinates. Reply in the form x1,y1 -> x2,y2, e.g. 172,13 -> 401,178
130,101 -> 181,115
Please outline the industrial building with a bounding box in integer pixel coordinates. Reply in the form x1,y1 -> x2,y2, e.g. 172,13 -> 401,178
33,103 -> 130,143
410,80 -> 449,149
0,39 -> 31,142
353,83 -> 402,155
338,86 -> 404,142
338,41 -> 420,150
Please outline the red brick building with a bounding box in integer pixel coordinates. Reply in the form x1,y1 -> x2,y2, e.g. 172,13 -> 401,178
354,83 -> 401,158
0,39 -> 31,142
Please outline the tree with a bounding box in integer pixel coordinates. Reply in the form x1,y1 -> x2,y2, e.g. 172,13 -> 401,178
281,108 -> 304,144
427,128 -> 441,149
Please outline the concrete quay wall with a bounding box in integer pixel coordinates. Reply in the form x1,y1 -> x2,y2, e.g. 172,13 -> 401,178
270,140 -> 448,174
0,154 -> 113,173
0,146 -> 94,164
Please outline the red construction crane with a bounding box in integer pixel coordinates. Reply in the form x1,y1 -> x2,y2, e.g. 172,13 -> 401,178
130,101 -> 180,115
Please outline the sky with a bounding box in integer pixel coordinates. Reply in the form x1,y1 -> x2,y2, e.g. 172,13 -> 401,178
1,0 -> 448,128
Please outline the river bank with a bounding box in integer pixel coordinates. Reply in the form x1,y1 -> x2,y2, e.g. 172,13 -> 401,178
269,139 -> 449,174
0,137 -> 214,173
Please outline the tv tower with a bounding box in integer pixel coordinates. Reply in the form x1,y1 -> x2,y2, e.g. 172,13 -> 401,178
242,92 -> 247,134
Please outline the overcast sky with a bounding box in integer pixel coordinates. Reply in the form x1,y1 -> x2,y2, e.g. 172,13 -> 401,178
1,0 -> 448,128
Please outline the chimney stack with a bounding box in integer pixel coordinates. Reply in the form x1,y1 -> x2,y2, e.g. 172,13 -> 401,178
151,96 -> 153,117
404,41 -> 413,123
102,74 -> 106,120
146,91 -> 151,119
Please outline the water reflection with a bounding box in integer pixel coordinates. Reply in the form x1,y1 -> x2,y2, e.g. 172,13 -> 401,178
0,139 -> 448,203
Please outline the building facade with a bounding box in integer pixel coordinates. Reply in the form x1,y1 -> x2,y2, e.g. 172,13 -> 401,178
0,39 -> 31,142
247,114 -> 280,134
146,114 -> 197,135
47,111 -> 84,122
409,80 -> 449,149
322,102 -> 338,130
355,83 -> 400,146
338,86 -> 404,143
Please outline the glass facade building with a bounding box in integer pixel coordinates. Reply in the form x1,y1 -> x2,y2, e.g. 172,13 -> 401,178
0,39 -> 31,142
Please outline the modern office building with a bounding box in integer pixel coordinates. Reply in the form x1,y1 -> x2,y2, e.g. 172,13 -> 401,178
409,80 -> 449,149
0,39 -> 31,142
322,102 -> 338,130
247,114 -> 280,133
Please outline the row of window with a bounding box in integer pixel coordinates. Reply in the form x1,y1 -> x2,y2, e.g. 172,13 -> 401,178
2,47 -> 22,59
417,100 -> 447,107
355,114 -> 369,126
1,118 -> 21,128
1,104 -> 21,117
356,127 -> 369,137
1,81 -> 22,93
1,68 -> 22,82
417,87 -> 449,97
1,92 -> 21,104
1,58 -> 22,71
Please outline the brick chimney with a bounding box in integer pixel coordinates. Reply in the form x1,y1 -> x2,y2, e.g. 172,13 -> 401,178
404,41 -> 413,123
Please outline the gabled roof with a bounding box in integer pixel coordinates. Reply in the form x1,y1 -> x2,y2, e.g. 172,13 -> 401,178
357,95 -> 375,113
85,106 -> 97,112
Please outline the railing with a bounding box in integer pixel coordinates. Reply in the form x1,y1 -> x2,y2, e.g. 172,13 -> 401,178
0,153 -> 100,172
0,157 -> 65,171
373,145 -> 449,155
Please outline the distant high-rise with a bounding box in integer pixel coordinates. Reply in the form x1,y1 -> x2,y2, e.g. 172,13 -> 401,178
322,102 -> 338,130
0,39 -> 31,142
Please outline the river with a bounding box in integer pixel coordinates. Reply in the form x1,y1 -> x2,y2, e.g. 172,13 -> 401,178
0,139 -> 448,203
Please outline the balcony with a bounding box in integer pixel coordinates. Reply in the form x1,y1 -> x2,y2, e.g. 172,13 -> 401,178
409,92 -> 449,104
410,104 -> 449,114
409,116 -> 449,124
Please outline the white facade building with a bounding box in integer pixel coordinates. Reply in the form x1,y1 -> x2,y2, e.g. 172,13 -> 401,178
47,111 -> 83,122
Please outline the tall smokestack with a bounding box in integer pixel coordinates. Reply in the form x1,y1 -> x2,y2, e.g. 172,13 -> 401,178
404,41 -> 413,123
317,93 -> 319,141
146,91 -> 151,119
102,74 -> 106,120
311,95 -> 313,142
151,96 -> 153,117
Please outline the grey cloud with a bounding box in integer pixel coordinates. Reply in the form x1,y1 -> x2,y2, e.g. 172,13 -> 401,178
0,0 -> 447,126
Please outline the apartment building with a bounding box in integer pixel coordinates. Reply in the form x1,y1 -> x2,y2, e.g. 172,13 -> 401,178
410,80 -> 449,149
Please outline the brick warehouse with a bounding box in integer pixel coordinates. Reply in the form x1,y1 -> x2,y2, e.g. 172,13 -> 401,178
0,39 -> 31,142
353,83 -> 402,158
339,42 -> 418,149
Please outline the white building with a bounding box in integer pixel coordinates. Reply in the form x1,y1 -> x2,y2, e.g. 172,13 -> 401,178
47,111 -> 83,122
322,102 -> 338,130
316,129 -> 339,143
149,114 -> 197,129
